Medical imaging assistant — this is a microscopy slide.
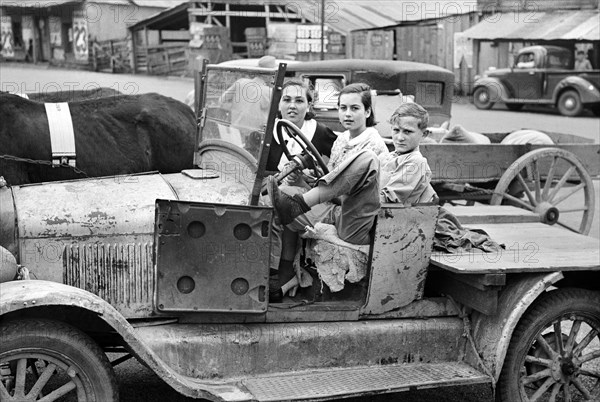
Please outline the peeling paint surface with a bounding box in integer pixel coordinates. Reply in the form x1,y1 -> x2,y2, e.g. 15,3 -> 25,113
135,318 -> 464,380
362,205 -> 438,315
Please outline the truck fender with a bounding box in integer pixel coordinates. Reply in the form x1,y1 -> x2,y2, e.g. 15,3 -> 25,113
0,280 -> 240,400
465,272 -> 563,382
553,75 -> 600,104
473,77 -> 509,102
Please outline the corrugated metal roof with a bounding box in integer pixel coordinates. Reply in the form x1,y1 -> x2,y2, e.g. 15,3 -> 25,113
1,0 -> 80,7
131,0 -> 188,8
306,0 -> 478,35
462,10 -> 599,41
1,0 -> 185,8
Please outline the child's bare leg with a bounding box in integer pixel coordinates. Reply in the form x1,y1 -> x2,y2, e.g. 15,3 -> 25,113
278,228 -> 298,288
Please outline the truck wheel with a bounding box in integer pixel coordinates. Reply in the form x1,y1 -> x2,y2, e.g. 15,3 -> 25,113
491,148 -> 595,234
497,288 -> 600,402
506,103 -> 524,111
557,90 -> 583,117
0,319 -> 119,402
473,87 -> 495,110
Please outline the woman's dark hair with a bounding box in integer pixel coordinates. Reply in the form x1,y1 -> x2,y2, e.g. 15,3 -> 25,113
278,79 -> 315,120
337,83 -> 376,127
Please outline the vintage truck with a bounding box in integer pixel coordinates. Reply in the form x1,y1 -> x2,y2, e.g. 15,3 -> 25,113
1,62 -> 599,402
473,45 -> 600,117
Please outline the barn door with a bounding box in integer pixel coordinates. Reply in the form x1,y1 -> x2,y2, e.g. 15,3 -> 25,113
154,199 -> 272,313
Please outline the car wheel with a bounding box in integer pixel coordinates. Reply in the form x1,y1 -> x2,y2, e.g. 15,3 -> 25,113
473,87 -> 495,110
497,288 -> 600,402
557,90 -> 583,117
0,319 -> 119,402
506,103 -> 524,111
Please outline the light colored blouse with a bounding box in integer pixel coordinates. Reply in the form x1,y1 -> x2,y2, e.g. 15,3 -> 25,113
328,127 -> 388,170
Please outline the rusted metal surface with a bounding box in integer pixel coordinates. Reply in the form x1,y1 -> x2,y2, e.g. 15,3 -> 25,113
10,171 -> 251,318
467,272 -> 563,381
135,318 -> 464,380
242,362 -> 489,401
362,205 -> 438,315
0,186 -> 17,257
155,200 -> 271,313
64,242 -> 155,317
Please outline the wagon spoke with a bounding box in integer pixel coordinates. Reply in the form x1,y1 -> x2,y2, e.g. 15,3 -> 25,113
573,329 -> 599,356
522,368 -> 552,385
548,382 -> 561,402
14,358 -> 27,397
563,383 -> 572,402
516,172 -> 537,205
558,207 -> 588,213
550,183 -> 585,205
565,320 -> 582,353
532,160 -> 542,202
27,363 -> 56,399
0,381 -> 11,401
529,377 -> 556,402
542,156 -> 558,200
578,367 -> 600,379
570,377 -> 593,400
497,192 -> 536,211
547,165 -> 576,202
580,349 -> 600,364
37,379 -> 77,402
525,355 -> 553,367
556,220 -> 581,233
537,333 -> 558,358
554,321 -> 564,355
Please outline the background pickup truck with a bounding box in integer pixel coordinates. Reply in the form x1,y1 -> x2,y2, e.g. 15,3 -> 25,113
473,45 -> 600,116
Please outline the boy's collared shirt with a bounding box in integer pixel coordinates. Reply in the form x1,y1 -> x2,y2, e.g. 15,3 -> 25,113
379,146 -> 436,204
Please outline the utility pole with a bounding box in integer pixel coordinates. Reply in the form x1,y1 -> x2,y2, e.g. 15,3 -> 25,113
320,0 -> 325,60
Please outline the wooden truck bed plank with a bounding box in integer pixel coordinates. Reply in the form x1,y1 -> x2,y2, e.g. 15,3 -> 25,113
430,222 -> 600,274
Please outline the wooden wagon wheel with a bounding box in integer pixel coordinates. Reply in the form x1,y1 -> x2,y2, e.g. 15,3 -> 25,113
491,148 -> 595,235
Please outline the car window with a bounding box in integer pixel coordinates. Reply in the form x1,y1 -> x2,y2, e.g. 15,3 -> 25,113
202,68 -> 276,161
311,77 -> 344,110
516,53 -> 535,68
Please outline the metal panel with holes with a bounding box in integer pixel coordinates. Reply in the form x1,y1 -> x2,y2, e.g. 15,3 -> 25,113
155,199 -> 272,313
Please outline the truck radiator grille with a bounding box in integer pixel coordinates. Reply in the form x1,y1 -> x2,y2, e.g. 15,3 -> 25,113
64,243 -> 154,306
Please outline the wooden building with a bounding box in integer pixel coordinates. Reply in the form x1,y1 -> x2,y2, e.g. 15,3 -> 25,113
0,0 -> 185,71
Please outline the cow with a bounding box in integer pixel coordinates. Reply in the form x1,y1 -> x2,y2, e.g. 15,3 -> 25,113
26,87 -> 124,103
0,92 -> 197,185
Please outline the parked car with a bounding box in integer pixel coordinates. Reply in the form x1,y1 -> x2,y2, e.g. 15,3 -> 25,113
287,59 -> 455,136
1,62 -> 599,402
473,45 -> 600,116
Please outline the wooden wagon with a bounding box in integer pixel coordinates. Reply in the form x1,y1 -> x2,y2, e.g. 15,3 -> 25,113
420,131 -> 600,235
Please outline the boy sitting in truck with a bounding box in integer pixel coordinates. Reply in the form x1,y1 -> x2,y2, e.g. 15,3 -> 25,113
379,102 -> 437,204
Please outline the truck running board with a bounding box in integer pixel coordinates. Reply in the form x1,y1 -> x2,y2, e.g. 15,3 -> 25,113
236,362 -> 490,401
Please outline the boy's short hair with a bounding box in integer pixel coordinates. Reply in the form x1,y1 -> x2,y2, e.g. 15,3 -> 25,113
389,103 -> 429,131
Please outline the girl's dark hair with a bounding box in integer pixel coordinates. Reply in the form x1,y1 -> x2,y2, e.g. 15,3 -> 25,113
278,79 -> 315,120
337,82 -> 376,127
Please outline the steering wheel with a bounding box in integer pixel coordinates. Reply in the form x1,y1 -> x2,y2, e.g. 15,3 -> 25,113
276,119 -> 329,181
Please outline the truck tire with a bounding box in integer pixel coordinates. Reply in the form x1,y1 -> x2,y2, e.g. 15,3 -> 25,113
557,90 -> 583,117
497,288 -> 600,402
473,87 -> 495,110
0,318 -> 119,402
